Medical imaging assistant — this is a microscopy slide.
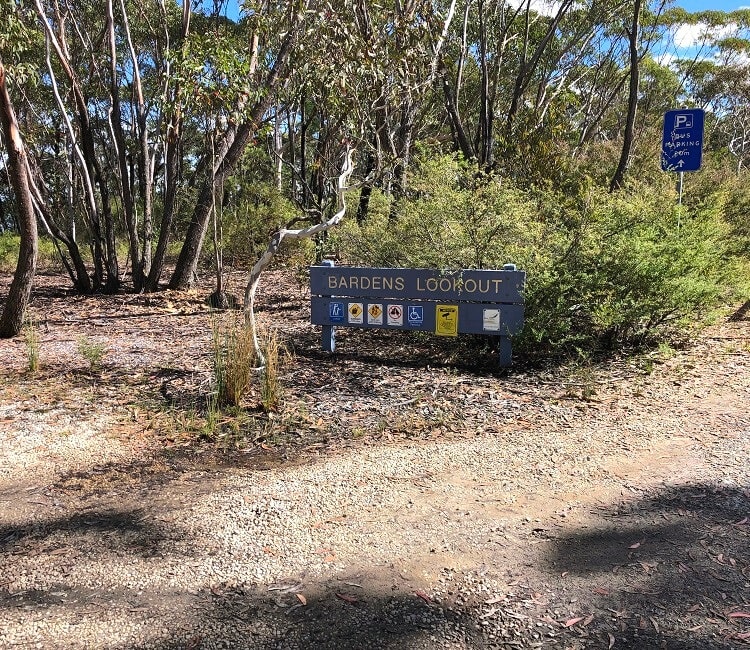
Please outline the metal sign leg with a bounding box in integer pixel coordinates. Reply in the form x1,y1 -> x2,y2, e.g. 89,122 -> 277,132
498,337 -> 512,367
322,325 -> 336,353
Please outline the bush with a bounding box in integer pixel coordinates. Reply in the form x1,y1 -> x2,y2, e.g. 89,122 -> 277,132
330,154 -> 747,354
523,183 -> 741,350
331,155 -> 541,270
0,232 -> 66,273
0,232 -> 20,273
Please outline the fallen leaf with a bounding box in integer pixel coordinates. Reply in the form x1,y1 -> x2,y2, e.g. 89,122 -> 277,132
729,612 -> 750,619
649,616 -> 660,632
734,517 -> 748,526
608,633 -> 616,649
415,590 -> 431,603
593,587 -> 610,596
564,616 -> 585,628
296,593 -> 307,606
485,596 -> 504,604
583,614 -> 595,626
629,541 -> 642,549
687,604 -> 701,612
49,547 -> 72,556
336,593 -> 359,604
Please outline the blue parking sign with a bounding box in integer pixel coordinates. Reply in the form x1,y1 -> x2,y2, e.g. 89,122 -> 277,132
661,109 -> 704,172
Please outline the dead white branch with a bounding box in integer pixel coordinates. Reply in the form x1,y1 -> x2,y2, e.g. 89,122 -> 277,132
243,146 -> 355,365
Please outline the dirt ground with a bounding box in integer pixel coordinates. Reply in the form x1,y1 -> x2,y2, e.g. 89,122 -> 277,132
1,268 -> 749,649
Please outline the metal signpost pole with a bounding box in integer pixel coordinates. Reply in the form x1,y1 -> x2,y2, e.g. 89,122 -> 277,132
321,259 -> 336,353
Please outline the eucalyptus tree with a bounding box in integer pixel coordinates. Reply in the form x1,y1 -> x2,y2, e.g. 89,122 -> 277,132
167,0 -> 311,290
0,0 -> 38,337
677,10 -> 750,172
437,0 -> 636,174
15,0 -> 190,293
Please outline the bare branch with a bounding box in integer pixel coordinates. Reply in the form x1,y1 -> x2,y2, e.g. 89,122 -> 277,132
243,147 -> 355,365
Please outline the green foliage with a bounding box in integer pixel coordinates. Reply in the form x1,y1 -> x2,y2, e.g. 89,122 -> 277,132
0,0 -> 40,81
221,182 -> 298,263
77,337 -> 106,370
333,154 -> 746,354
714,172 -> 750,256
23,317 -> 39,372
210,311 -> 257,407
0,233 -> 67,273
523,183 -> 740,351
0,232 -> 20,272
332,154 -> 541,270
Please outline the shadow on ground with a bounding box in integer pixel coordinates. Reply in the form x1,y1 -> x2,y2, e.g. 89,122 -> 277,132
3,469 -> 750,649
0,506 -> 169,557
541,483 -> 750,649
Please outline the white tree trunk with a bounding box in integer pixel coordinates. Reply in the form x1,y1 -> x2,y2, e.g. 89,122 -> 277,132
243,147 -> 355,365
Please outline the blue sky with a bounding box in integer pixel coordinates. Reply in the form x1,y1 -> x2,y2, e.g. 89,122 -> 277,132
677,0 -> 748,11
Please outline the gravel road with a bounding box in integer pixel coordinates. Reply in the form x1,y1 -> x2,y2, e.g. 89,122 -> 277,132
1,283 -> 749,649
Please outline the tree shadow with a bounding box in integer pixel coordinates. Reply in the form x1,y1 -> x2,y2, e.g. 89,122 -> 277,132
291,326 -> 522,376
729,299 -> 750,322
102,577 -> 482,650
544,483 -> 750,649
0,507 -> 171,558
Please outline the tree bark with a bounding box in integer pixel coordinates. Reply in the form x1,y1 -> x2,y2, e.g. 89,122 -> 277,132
610,0 -> 642,192
145,0 -> 191,292
168,8 -> 306,290
0,62 -> 38,338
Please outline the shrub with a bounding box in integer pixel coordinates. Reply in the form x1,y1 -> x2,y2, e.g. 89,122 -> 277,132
211,311 -> 257,407
331,154 -> 541,270
522,182 -> 741,350
0,232 -> 20,273
77,336 -> 106,370
330,154 -> 747,355
0,232 -> 72,273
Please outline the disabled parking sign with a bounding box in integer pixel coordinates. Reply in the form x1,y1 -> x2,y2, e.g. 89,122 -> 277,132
407,305 -> 423,326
